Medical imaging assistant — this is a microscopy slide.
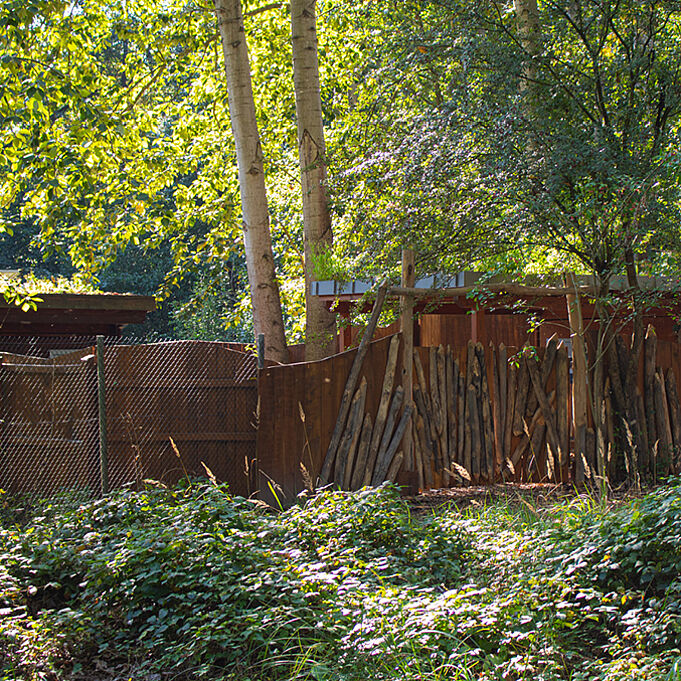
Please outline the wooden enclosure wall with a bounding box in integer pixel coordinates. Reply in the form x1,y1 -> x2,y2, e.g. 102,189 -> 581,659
257,327 -> 681,500
256,334 -> 569,500
104,342 -> 258,496
257,336 -> 401,502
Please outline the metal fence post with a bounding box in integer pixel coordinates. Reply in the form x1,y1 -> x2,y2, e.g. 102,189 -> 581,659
96,335 -> 109,495
257,333 -> 265,370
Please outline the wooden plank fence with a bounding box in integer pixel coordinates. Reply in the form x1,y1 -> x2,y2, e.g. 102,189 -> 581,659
258,328 -> 681,501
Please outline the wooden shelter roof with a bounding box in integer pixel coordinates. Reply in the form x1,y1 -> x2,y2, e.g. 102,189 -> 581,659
0,293 -> 156,336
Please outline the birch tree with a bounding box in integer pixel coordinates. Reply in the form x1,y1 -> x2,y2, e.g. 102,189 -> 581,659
214,0 -> 289,363
290,0 -> 337,360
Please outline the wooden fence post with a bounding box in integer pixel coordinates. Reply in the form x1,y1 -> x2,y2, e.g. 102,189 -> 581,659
565,273 -> 588,484
96,335 -> 109,496
400,248 -> 415,473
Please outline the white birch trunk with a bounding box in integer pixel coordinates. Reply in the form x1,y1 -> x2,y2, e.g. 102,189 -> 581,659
291,0 -> 337,361
514,0 -> 541,106
215,0 -> 288,363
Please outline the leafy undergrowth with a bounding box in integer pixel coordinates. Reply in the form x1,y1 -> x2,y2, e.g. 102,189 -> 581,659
1,482 -> 681,681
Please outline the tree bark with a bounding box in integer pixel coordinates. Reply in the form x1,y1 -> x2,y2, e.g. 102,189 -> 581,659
514,0 -> 541,124
290,0 -> 337,360
215,0 -> 288,363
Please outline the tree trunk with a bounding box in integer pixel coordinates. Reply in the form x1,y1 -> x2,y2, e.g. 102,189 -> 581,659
290,0 -> 337,361
214,0 -> 289,364
514,0 -> 541,115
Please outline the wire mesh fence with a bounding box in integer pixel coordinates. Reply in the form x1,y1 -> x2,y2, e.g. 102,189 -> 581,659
0,336 -> 259,503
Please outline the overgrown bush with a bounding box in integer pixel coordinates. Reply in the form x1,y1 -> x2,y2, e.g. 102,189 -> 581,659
1,482 -> 681,680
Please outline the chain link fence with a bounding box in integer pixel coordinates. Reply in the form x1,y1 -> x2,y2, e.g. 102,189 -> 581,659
0,336 -> 258,503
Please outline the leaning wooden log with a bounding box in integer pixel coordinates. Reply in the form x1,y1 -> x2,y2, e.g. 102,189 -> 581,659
468,379 -> 482,482
556,343 -> 569,482
636,389 -> 649,466
413,427 -> 425,489
463,378 -> 473,481
413,383 -> 434,483
660,370 -> 674,466
415,413 -> 434,488
386,451 -> 404,484
527,421 -> 547,481
350,412 -> 374,491
372,403 -> 414,485
665,369 -> 681,470
476,343 -> 495,482
457,371 -> 465,465
361,335 -> 400,487
413,349 -> 430,410
470,350 -> 483,480
654,370 -> 673,475
525,335 -> 558,417
491,342 -> 503,476
414,349 -> 441,463
413,370 -> 438,472
511,403 -> 544,469
446,349 -> 458,468
465,340 -> 475,392
612,335 -> 645,471
504,361 -> 517,460
375,386 -> 405,468
643,325 -> 657,472
525,348 -> 566,479
336,378 -> 367,489
513,352 -> 530,436
512,389 -> 554,475
430,346 -> 443,437
614,332 -> 628,385
319,283 -> 388,485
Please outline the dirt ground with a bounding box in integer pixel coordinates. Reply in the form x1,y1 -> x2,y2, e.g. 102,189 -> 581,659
405,481 -> 642,514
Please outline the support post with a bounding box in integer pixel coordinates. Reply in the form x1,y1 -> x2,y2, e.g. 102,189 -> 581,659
401,248 -> 416,472
565,273 -> 589,484
257,333 -> 265,370
96,335 -> 109,496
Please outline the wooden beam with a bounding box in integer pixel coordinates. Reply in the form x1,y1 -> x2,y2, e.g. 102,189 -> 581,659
388,283 -> 592,299
0,293 -> 156,311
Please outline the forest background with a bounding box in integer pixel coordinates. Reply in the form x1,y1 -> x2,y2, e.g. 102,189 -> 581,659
2,0 -> 681,356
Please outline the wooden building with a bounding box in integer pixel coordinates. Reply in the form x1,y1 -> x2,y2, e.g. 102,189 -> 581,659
311,273 -> 681,353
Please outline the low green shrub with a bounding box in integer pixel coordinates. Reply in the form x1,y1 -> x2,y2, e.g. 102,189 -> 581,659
1,481 -> 680,680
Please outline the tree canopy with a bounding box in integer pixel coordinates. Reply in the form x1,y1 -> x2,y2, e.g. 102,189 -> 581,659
2,0 -> 681,340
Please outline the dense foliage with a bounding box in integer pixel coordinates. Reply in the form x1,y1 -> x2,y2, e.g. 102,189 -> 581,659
4,1 -> 680,339
2,482 -> 681,679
